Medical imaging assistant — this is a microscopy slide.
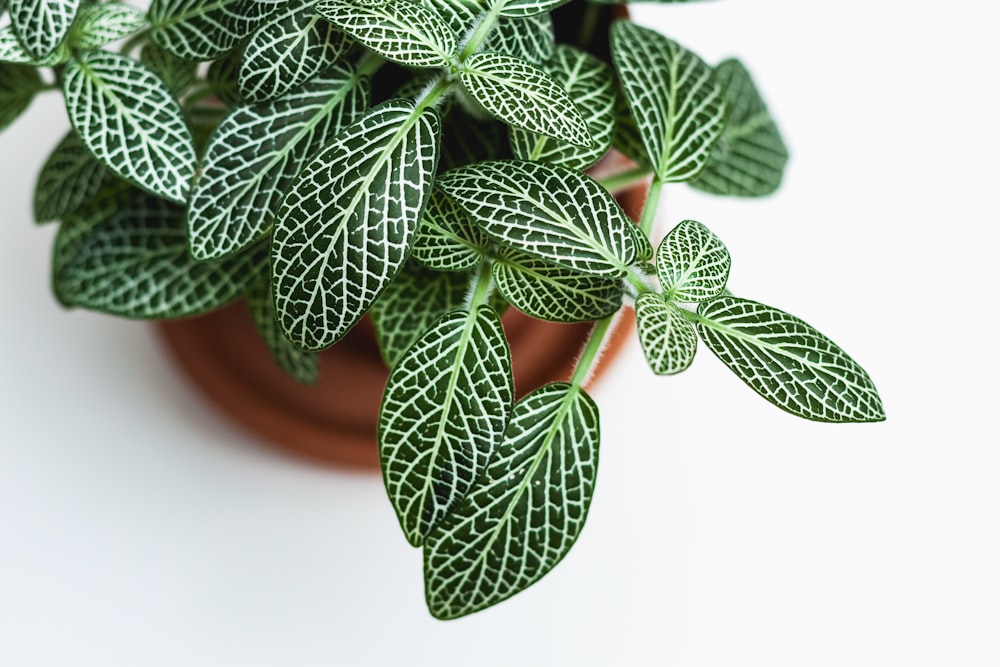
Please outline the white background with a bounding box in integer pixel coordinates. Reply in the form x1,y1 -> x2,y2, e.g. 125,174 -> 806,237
2,1 -> 998,665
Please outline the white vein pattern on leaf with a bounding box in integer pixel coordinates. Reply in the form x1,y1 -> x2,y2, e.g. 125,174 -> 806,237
484,12 -> 554,65
149,0 -> 280,60
636,292 -> 697,375
9,0 -> 79,60
412,189 -> 487,271
657,219 -> 730,302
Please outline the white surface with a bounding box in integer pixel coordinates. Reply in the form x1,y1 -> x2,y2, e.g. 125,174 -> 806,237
2,2 -> 997,666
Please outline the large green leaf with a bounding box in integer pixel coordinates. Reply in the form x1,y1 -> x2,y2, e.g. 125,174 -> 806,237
271,99 -> 440,350
8,0 -> 80,60
509,44 -> 615,170
438,159 -> 639,277
611,20 -> 725,182
379,305 -> 513,546
316,0 -> 456,68
493,247 -> 622,322
69,2 -> 148,51
54,189 -> 265,318
63,51 -> 196,204
635,291 -> 696,375
484,12 -> 553,65
246,275 -> 319,384
656,219 -> 730,302
424,381 -> 599,619
461,52 -> 591,148
148,0 -> 279,61
239,0 -> 350,103
412,188 -> 489,272
33,131 -> 110,223
691,58 -> 789,197
0,61 -> 42,131
696,297 -> 885,423
370,262 -> 473,368
188,65 -> 368,260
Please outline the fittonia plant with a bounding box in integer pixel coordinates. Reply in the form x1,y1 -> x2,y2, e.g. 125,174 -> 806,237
0,0 -> 884,618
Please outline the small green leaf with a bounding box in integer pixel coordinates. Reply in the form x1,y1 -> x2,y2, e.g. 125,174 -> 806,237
238,0 -> 351,103
188,65 -> 369,260
246,276 -> 319,384
461,52 -> 591,148
412,188 -> 489,272
611,20 -> 726,182
69,2 -> 148,51
8,0 -> 80,60
484,12 -> 554,65
63,51 -> 196,204
438,159 -> 638,278
691,58 -> 789,197
635,292 -> 696,375
54,189 -> 266,318
379,305 -> 513,546
696,297 -> 885,423
656,219 -> 730,302
424,381 -> 599,620
0,61 -> 42,131
271,99 -> 440,350
370,262 -> 473,368
148,0 -> 280,61
493,247 -> 622,322
316,0 -> 456,68
34,131 -> 110,223
509,44 -> 615,170
0,24 -> 69,64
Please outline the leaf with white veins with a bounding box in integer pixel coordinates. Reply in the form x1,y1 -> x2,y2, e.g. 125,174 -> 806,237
246,275 -> 319,384
34,131 -> 110,223
635,292 -> 696,375
69,2 -> 148,51
656,219 -> 730,302
8,0 -> 80,60
412,188 -> 489,272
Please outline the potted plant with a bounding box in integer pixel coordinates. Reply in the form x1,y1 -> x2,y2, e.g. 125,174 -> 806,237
0,0 -> 884,619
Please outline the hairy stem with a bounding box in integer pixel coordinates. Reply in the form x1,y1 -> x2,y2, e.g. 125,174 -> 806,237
569,313 -> 618,390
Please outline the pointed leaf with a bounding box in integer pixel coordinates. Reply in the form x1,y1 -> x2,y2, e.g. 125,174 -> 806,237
412,188 -> 489,272
8,0 -> 80,60
635,292 -> 696,375
461,52 -> 591,148
493,247 -> 622,322
148,0 -> 280,61
484,12 -> 553,65
34,131 -> 110,223
424,382 -> 599,619
691,58 -> 789,197
696,297 -> 885,422
316,0 -> 456,68
0,62 -> 42,131
246,276 -> 319,384
63,51 -> 196,203
188,65 -> 369,260
69,3 -> 148,51
509,44 -> 615,170
238,0 -> 350,103
611,20 -> 726,182
656,219 -> 730,302
370,262 -> 473,368
54,190 -> 266,318
438,159 -> 638,277
379,305 -> 513,546
272,99 -> 440,350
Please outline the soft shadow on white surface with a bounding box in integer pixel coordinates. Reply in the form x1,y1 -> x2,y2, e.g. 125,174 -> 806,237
2,2 -> 998,666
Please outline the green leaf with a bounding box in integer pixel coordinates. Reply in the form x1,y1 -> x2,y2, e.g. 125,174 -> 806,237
691,58 -> 789,197
461,52 -> 591,148
439,107 -> 510,170
140,42 -> 197,95
0,24 -> 69,64
63,51 -> 196,204
188,64 -> 369,260
418,0 -> 481,35
316,0 -> 456,68
8,0 -> 80,60
370,262 -> 473,368
495,0 -> 570,18
696,297 -> 885,423
509,44 -> 615,171
0,61 -> 42,131
424,381 -> 599,620
379,304 -> 513,546
635,292 -> 696,375
53,189 -> 266,318
69,2 -> 148,51
656,219 -> 730,302
206,49 -> 243,108
493,247 -> 622,322
438,159 -> 639,278
148,0 -> 280,61
611,91 -> 651,170
246,275 -> 320,384
34,131 -> 110,223
611,20 -> 726,182
412,188 -> 489,272
238,0 -> 350,103
484,12 -> 554,65
271,99 -> 440,350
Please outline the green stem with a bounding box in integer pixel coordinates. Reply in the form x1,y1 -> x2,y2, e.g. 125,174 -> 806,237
596,166 -> 653,193
639,175 -> 664,237
459,0 -> 509,60
463,260 -> 495,311
569,314 -> 617,390
119,28 -> 150,56
576,3 -> 602,49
